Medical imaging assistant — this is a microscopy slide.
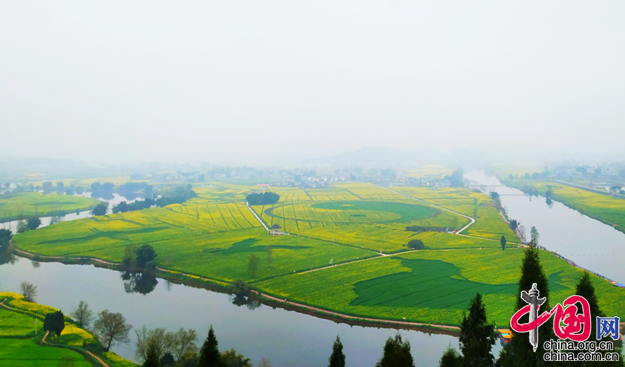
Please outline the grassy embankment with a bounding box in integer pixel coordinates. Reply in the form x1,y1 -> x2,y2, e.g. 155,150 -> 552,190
0,192 -> 100,222
11,182 -> 625,327
498,174 -> 625,234
0,292 -> 136,367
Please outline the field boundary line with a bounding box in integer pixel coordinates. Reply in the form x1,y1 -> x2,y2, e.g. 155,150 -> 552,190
377,186 -> 476,234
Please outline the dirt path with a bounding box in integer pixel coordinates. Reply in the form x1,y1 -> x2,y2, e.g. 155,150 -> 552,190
0,297 -> 13,310
377,186 -> 476,234
41,327 -> 111,367
245,201 -> 269,231
256,291 -> 460,331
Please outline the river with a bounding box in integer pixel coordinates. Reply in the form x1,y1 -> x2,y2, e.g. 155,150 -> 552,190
0,257 -> 460,367
0,193 -> 138,233
465,171 -> 625,284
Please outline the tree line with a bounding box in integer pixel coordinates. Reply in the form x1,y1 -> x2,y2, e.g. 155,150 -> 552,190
245,192 -> 280,206
112,185 -> 197,214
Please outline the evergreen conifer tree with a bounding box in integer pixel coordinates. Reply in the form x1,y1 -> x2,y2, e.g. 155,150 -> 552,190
198,326 -> 221,367
498,241 -> 553,367
328,336 -> 346,367
375,334 -> 414,367
142,340 -> 160,367
459,293 -> 496,367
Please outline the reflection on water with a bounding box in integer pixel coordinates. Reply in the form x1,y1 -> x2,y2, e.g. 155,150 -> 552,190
0,258 -> 468,367
121,271 -> 159,295
466,171 -> 625,284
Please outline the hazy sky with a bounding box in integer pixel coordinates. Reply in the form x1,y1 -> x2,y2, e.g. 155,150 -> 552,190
1,1 -> 624,163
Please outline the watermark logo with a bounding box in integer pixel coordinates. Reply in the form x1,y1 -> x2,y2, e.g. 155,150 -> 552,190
597,316 -> 620,341
509,283 -> 621,362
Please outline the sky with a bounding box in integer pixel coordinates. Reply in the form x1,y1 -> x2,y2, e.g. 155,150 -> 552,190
1,1 -> 624,164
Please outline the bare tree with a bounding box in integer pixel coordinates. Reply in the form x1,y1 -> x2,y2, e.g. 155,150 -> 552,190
135,326 -> 176,361
70,301 -> 93,329
173,328 -> 198,361
93,310 -> 132,351
258,357 -> 272,367
20,281 -> 37,302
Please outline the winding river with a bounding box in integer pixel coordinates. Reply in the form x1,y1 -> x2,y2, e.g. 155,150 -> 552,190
3,171 -> 625,366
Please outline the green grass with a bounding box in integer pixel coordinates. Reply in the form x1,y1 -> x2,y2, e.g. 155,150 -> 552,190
257,248 -> 625,326
0,192 -> 100,222
0,338 -> 92,367
0,292 -> 137,367
0,308 -> 42,336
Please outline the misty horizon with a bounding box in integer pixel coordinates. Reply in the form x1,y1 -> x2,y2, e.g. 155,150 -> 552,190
2,1 -> 625,164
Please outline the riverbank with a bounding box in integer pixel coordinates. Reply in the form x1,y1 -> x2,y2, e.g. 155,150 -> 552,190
11,245 -> 460,336
499,177 -> 625,235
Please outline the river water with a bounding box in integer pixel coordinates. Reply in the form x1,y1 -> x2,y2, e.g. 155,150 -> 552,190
0,258 -> 459,367
0,193 -> 138,233
465,171 -> 625,284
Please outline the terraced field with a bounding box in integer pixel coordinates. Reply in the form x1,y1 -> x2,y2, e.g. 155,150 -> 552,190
0,292 -> 135,367
0,192 -> 100,221
12,181 -> 625,328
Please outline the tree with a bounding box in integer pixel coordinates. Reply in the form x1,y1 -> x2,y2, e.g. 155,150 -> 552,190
258,358 -> 272,367
530,226 -> 539,245
142,339 -> 160,367
220,349 -> 252,367
459,293 -> 496,367
136,245 -> 158,268
245,192 -> 280,205
375,334 -> 414,367
177,351 -> 200,367
247,254 -> 260,277
71,301 -> 93,329
92,310 -> 132,351
438,346 -> 462,367
198,326 -> 220,367
172,328 -> 198,361
575,272 -> 625,367
44,311 -> 65,338
0,229 -> 12,250
56,182 -> 65,194
498,242 -> 552,367
17,220 -> 29,233
407,239 -> 425,250
92,202 -> 108,216
159,352 -> 175,367
20,281 -> 37,302
27,217 -> 42,231
135,326 -> 177,362
328,336 -> 346,367
500,236 -> 506,251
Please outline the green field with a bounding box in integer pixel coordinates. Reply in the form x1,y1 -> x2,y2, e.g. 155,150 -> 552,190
257,248 -> 625,326
499,176 -> 625,234
0,192 -> 100,222
11,182 -> 625,328
0,292 -> 136,367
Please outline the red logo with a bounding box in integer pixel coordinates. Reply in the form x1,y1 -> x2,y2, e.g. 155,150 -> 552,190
510,283 -> 592,351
